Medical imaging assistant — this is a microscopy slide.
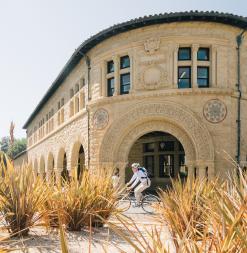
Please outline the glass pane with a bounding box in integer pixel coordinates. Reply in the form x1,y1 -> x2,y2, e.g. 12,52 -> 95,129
197,48 -> 209,61
178,48 -> 191,60
120,73 -> 130,94
107,60 -> 114,73
178,79 -> 191,88
107,78 -> 114,96
197,67 -> 208,78
120,56 -> 130,69
178,67 -> 190,78
198,79 -> 209,87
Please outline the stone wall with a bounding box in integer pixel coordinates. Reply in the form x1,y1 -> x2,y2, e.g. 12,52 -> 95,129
25,20 -> 247,182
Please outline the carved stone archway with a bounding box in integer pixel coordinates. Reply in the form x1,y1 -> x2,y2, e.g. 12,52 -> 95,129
98,101 -> 215,180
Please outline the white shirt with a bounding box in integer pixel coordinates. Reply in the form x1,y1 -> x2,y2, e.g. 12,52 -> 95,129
112,175 -> 120,189
128,169 -> 148,188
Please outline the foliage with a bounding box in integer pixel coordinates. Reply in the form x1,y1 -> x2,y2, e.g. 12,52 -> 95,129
0,137 -> 26,160
44,168 -> 119,231
0,152 -> 49,237
7,138 -> 26,159
108,170 -> 247,253
0,137 -> 10,154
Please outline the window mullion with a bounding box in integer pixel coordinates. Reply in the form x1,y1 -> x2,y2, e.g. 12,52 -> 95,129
192,44 -> 199,88
113,55 -> 120,96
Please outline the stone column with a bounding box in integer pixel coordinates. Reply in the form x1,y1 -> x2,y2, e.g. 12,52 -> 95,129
192,44 -> 199,88
173,45 -> 179,88
54,167 -> 63,185
198,166 -> 206,179
113,55 -> 120,96
186,162 -> 194,182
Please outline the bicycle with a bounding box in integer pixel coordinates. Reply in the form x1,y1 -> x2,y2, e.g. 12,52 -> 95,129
116,190 -> 160,214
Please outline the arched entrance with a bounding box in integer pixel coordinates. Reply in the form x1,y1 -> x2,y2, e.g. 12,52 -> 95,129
61,153 -> 69,181
70,142 -> 85,180
99,101 -> 215,184
127,131 -> 187,189
47,153 -> 55,181
77,145 -> 85,179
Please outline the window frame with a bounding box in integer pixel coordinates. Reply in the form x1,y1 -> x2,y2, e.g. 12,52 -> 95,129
120,73 -> 130,95
197,48 -> 210,61
120,55 -> 130,69
107,60 -> 114,74
197,66 -> 209,88
178,47 -> 191,61
178,66 -> 191,89
107,77 -> 115,97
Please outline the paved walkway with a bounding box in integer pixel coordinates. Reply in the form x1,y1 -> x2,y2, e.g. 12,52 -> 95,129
1,208 -> 174,253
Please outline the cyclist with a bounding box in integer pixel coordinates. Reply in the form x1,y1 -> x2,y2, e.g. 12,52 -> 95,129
126,163 -> 151,207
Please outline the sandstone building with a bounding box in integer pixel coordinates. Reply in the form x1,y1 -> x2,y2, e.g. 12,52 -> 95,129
23,11 -> 247,188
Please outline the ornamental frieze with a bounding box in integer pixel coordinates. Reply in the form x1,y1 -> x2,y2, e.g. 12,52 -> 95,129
203,99 -> 227,123
99,102 -> 214,162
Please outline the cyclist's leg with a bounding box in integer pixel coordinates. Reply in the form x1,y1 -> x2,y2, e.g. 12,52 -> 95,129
134,182 -> 149,205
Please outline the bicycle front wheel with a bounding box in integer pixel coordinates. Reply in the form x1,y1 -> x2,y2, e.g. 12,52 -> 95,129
141,194 -> 160,214
116,195 -> 131,212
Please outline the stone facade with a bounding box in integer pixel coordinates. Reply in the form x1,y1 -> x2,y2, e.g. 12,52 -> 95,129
24,14 -> 247,187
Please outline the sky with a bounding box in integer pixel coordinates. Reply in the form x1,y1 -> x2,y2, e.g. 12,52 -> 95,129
0,0 -> 247,139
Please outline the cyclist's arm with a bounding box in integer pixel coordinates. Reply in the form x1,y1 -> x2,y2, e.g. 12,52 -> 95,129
129,177 -> 139,189
127,173 -> 137,185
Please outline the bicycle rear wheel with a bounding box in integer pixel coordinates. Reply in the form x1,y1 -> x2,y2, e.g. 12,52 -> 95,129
141,194 -> 160,214
116,195 -> 131,212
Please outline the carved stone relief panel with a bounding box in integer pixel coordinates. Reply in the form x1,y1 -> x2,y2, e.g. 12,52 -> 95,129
203,99 -> 227,123
93,108 -> 109,130
135,37 -> 171,90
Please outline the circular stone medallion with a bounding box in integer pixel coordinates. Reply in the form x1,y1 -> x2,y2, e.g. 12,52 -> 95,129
93,109 -> 109,129
203,99 -> 227,123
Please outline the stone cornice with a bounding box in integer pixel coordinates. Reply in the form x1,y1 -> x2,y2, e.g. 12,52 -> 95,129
88,88 -> 234,109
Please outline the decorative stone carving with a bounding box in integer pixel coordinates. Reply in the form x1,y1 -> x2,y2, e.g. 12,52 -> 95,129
203,99 -> 227,123
144,37 -> 160,54
139,65 -> 168,90
99,102 -> 214,163
93,108 -> 109,130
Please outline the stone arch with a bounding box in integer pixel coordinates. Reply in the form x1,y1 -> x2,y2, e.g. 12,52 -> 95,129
99,101 -> 214,179
39,156 -> 46,179
56,147 -> 69,182
70,141 -> 86,179
47,152 -> 55,181
56,148 -> 67,170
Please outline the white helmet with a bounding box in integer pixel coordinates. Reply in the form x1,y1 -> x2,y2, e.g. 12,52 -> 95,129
131,163 -> 140,169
